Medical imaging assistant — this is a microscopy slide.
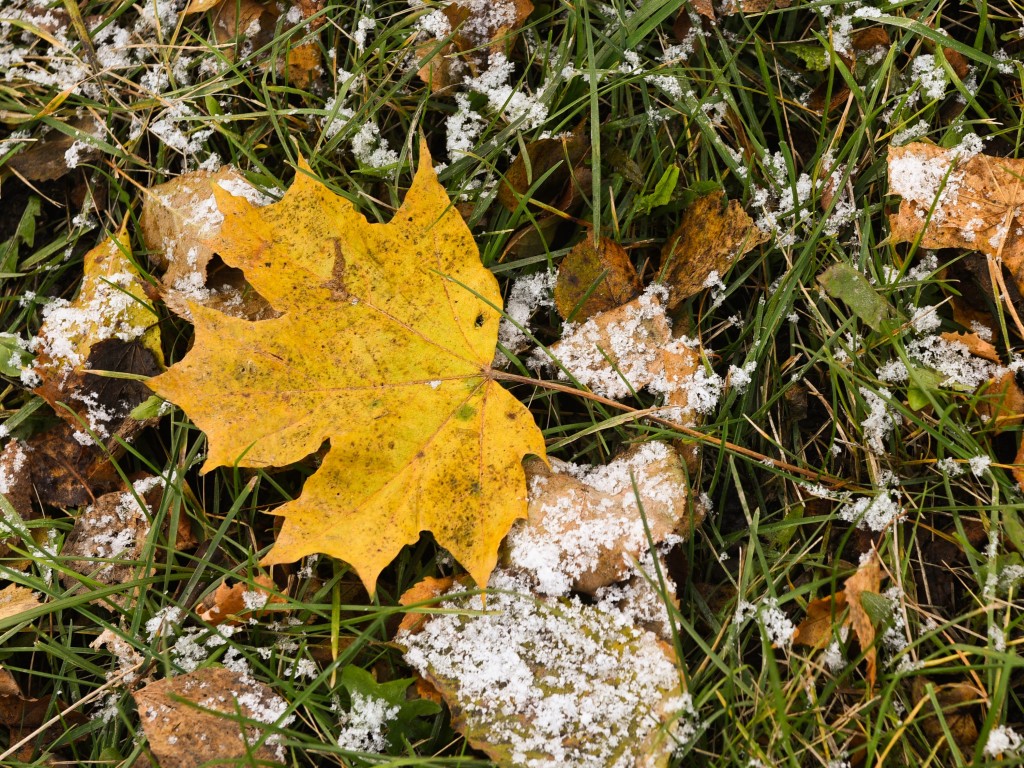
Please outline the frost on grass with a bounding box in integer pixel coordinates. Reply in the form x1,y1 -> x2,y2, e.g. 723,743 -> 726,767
399,570 -> 697,767
734,597 -> 795,650
750,149 -> 855,246
859,387 -> 901,455
837,491 -> 903,532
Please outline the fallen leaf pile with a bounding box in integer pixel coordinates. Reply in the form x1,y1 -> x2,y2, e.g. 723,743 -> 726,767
149,142 -> 546,595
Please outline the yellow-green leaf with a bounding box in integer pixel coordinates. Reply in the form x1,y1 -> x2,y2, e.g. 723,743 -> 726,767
149,144 -> 547,595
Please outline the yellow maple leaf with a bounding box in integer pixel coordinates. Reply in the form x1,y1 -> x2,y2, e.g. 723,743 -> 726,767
149,144 -> 547,595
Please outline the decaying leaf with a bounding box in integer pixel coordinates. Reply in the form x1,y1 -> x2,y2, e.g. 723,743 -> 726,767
416,0 -> 534,92
497,126 -> 588,212
940,331 -> 1000,363
148,143 -> 546,595
842,551 -> 881,690
546,287 -> 703,419
133,666 -> 291,768
910,679 -> 982,754
792,551 -> 883,687
140,167 -> 276,320
211,0 -> 321,85
397,570 -> 693,768
553,235 -> 642,321
791,595 -> 841,650
5,115 -> 103,182
0,423 -> 122,517
59,476 -> 195,607
0,667 -> 87,762
197,574 -> 284,625
659,190 -> 767,309
0,584 -> 40,623
888,142 -> 1024,296
30,234 -> 163,450
505,441 -> 702,594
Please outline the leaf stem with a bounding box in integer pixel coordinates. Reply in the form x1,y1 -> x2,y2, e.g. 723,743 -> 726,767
491,369 -> 848,487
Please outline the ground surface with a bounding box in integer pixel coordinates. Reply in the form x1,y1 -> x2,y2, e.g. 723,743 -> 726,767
1,0 -> 1024,766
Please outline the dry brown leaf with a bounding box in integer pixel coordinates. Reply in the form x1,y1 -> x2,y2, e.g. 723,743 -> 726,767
184,0 -> 222,12
506,442 -> 702,594
0,584 -> 40,623
211,0 -> 321,84
397,575 -> 457,634
792,552 -> 883,688
0,424 -> 121,515
911,679 -> 982,753
851,28 -> 890,50
720,0 -> 792,14
659,190 -> 767,309
59,477 -> 195,607
941,47 -> 969,80
416,0 -> 534,92
134,667 -> 290,768
6,115 -> 103,182
792,594 -> 846,649
844,550 -> 882,689
941,331 -> 1000,362
0,667 -> 20,698
197,575 -> 285,625
888,143 -> 1024,295
554,235 -> 642,321
140,167 -> 276,321
548,289 -> 702,418
498,126 -> 588,212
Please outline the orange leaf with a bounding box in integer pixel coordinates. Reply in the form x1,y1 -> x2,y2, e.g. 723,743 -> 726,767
792,594 -> 847,650
844,551 -> 882,688
197,575 -> 284,626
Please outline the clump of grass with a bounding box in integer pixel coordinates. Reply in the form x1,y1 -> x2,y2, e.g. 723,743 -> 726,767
2,0 -> 1024,765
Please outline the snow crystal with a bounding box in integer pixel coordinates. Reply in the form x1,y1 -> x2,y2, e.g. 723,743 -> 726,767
465,53 -> 549,130
936,457 -> 964,477
969,454 -> 992,477
859,387 -> 900,455
985,726 -> 1023,757
892,120 -> 929,146
757,598 -> 795,650
495,271 -> 555,364
728,361 -> 757,394
838,491 -> 903,532
337,692 -> 400,753
911,55 -> 949,101
351,121 -> 400,169
146,606 -> 183,641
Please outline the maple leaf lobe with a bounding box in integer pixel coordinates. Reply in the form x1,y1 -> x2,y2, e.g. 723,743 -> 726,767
149,144 -> 546,594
